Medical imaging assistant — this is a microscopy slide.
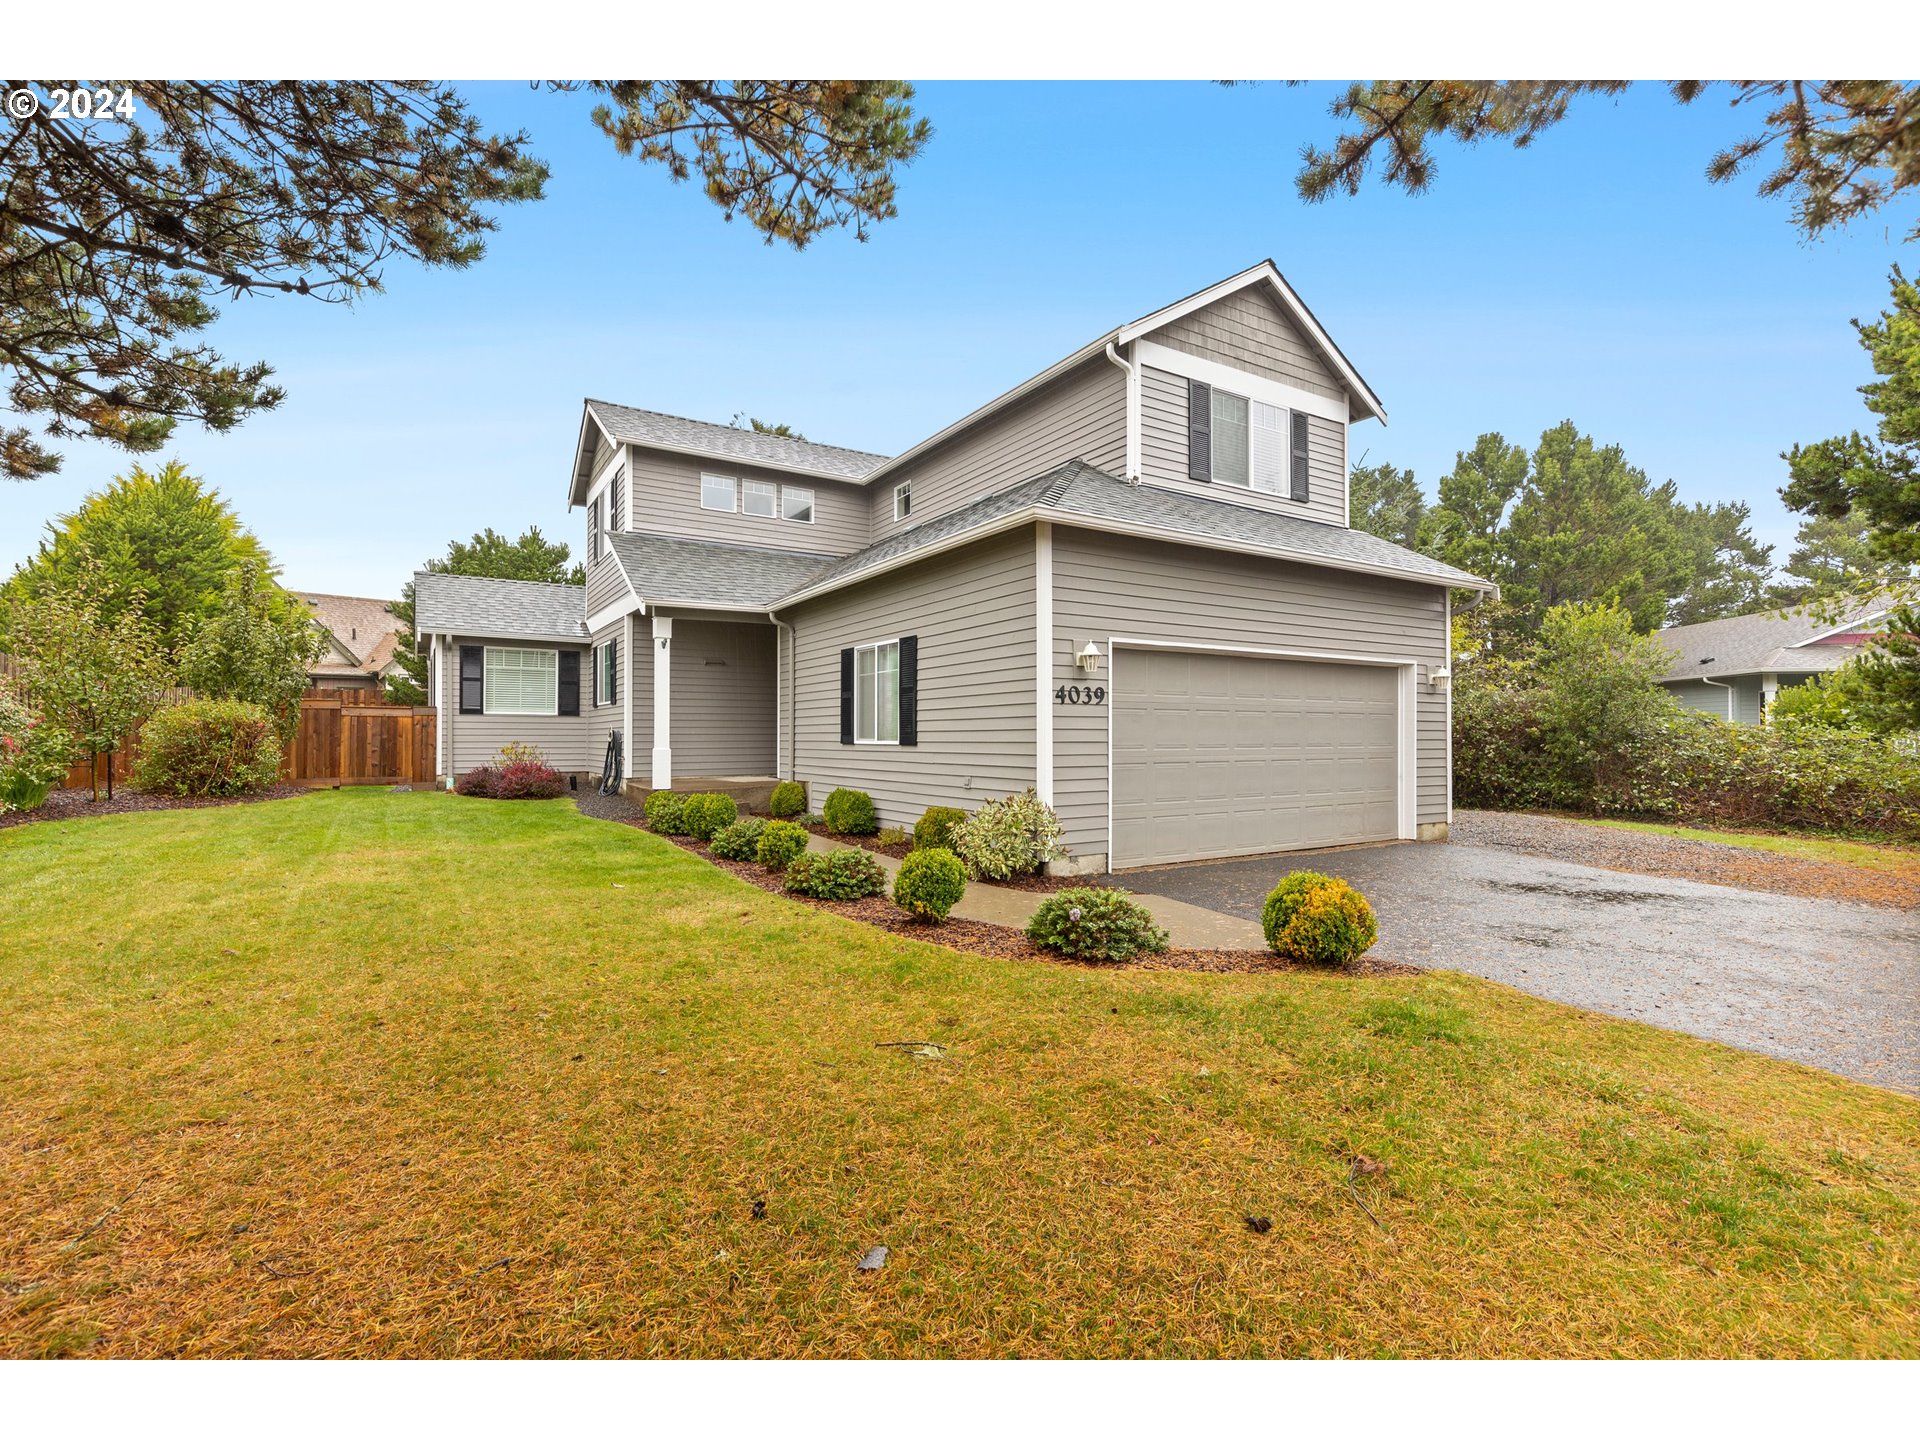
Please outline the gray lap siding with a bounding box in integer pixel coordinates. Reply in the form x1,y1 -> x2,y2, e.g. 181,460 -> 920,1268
783,529 -> 1037,828
1049,529 -> 1450,859
441,635 -> 595,775
664,617 -> 778,776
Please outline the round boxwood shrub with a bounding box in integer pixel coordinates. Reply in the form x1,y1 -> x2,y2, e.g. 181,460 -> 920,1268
892,846 -> 967,921
913,805 -> 967,853
821,786 -> 877,835
133,699 -> 282,798
682,792 -> 739,841
768,779 -> 808,818
710,816 -> 768,861
643,789 -> 688,834
1025,886 -> 1169,963
784,847 -> 888,900
755,818 -> 810,871
1260,871 -> 1378,965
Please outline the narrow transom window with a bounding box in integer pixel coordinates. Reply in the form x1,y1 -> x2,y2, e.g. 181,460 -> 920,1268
893,481 -> 912,523
742,479 -> 778,517
855,639 -> 900,743
783,486 -> 815,523
484,647 -> 558,715
701,474 -> 736,512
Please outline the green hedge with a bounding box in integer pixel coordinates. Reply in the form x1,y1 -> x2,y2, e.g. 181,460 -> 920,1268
133,699 -> 281,798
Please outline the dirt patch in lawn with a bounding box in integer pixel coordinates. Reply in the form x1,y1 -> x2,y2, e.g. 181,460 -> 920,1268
0,784 -> 309,832
654,832 -> 1414,979
1453,809 -> 1920,911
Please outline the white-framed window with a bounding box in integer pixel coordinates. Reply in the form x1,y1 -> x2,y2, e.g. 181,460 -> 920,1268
484,647 -> 558,715
783,485 -> 815,523
1209,387 -> 1288,495
893,481 -> 912,523
742,478 -> 778,517
854,639 -> 900,744
701,474 -> 736,512
588,490 -> 602,560
593,640 -> 618,706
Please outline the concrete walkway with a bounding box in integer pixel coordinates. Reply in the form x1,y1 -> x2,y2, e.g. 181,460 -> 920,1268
806,834 -> 1264,946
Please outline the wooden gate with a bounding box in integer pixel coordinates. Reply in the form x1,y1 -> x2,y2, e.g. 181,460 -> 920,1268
285,696 -> 437,787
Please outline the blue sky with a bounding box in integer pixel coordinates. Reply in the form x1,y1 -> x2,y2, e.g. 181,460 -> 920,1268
2,80 -> 1909,597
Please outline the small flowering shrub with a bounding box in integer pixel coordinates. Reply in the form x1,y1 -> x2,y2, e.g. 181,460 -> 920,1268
681,792 -> 739,841
133,699 -> 282,798
1260,871 -> 1378,966
710,817 -> 768,861
643,790 -> 688,834
784,847 -> 888,900
1025,887 -> 1168,963
768,780 -> 808,818
755,819 -> 810,871
495,740 -> 547,766
0,688 -> 75,814
822,786 -> 878,835
891,847 -> 967,921
953,788 -> 1067,880
491,760 -> 565,799
913,805 -> 967,853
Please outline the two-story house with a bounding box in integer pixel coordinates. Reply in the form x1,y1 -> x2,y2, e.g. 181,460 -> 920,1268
413,261 -> 1493,872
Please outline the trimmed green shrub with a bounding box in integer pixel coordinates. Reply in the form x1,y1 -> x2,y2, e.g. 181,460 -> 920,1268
1025,887 -> 1168,963
768,780 -> 808,818
682,792 -> 739,841
0,688 -> 75,814
822,786 -> 878,835
1260,871 -> 1378,966
892,846 -> 967,921
710,817 -> 768,861
952,787 -> 1067,880
876,825 -> 911,848
755,819 -> 810,871
643,790 -> 688,834
132,699 -> 282,798
913,805 -> 967,853
784,847 -> 888,900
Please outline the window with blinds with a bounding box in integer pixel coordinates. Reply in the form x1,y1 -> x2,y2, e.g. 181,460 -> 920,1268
484,647 -> 558,715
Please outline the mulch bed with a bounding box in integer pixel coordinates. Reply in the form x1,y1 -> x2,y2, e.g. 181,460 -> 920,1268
0,783 -> 309,832
798,823 -> 913,860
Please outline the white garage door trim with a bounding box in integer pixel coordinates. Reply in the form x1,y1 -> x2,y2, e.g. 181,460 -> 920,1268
1105,636 -> 1418,867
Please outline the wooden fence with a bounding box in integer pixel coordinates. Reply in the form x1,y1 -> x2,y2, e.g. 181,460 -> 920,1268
284,695 -> 436,787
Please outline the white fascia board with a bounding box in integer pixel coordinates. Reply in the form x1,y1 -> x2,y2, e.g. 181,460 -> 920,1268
1132,340 -> 1349,425
567,405 -> 614,509
1792,606 -> 1894,646
770,504 -> 1494,613
586,593 -> 643,635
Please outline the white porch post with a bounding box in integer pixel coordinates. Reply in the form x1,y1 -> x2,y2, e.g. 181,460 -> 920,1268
1034,521 -> 1054,806
651,614 -> 673,789
621,612 -> 635,786
1761,671 -> 1779,725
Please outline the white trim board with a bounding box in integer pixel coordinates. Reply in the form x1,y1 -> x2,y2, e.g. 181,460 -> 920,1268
1133,340 -> 1350,425
1035,521 -> 1054,806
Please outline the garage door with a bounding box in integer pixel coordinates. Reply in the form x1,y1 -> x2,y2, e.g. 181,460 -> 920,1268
1112,647 -> 1402,868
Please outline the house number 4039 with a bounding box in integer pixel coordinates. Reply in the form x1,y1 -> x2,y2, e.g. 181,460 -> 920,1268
1054,684 -> 1106,706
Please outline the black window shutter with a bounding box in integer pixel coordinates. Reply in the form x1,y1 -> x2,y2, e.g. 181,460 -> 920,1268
1188,379 -> 1212,481
1290,412 -> 1311,502
589,497 -> 601,561
612,469 -> 624,531
898,635 -> 918,746
839,648 -> 855,745
558,650 -> 580,716
459,645 -> 483,714
609,636 -> 619,703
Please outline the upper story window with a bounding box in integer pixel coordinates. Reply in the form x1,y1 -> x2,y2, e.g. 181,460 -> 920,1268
593,638 -> 619,706
742,479 -> 778,518
783,486 -> 815,523
1190,379 -> 1307,502
701,474 -> 736,512
588,491 -> 603,560
893,480 -> 912,523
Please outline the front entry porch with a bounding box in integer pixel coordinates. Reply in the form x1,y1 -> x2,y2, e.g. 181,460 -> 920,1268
623,774 -> 782,812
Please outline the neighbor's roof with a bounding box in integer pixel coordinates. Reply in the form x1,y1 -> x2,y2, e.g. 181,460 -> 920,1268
295,591 -> 402,668
412,572 -> 587,641
607,531 -> 837,610
776,461 -> 1491,608
1656,599 -> 1894,682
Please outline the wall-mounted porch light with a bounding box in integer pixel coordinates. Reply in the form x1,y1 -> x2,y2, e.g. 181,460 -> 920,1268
1075,640 -> 1103,674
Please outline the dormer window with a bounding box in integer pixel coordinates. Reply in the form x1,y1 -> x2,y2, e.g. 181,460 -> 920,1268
894,480 -> 913,523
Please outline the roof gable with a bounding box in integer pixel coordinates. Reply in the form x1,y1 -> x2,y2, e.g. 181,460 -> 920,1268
1656,598 -> 1896,680
569,401 -> 888,506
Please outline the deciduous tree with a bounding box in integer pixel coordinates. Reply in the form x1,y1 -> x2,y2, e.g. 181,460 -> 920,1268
178,563 -> 326,743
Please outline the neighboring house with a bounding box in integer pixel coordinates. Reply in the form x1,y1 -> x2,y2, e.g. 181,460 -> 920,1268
1656,598 -> 1898,723
413,261 -> 1494,872
297,592 -> 406,692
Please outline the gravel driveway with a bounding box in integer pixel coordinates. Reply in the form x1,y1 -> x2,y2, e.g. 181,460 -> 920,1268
1122,819 -> 1920,1095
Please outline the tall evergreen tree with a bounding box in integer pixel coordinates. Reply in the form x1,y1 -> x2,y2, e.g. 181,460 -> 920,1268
1347,461 -> 1427,549
1666,499 -> 1776,625
1417,433 -> 1529,580
386,527 -> 585,704
1768,513 -> 1917,606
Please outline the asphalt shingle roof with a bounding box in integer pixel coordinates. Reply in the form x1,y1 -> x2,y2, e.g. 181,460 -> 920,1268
585,400 -> 888,481
607,531 -> 837,609
1656,599 -> 1892,681
412,572 -> 587,640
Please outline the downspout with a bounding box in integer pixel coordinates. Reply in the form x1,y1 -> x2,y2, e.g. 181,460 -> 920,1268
769,611 -> 795,781
1104,341 -> 1141,483
1699,674 -> 1735,722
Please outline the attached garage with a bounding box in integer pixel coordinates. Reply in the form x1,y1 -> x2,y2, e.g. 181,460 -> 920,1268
1110,645 -> 1410,869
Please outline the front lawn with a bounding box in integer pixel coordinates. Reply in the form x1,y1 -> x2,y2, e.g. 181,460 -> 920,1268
2,790 -> 1915,1358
